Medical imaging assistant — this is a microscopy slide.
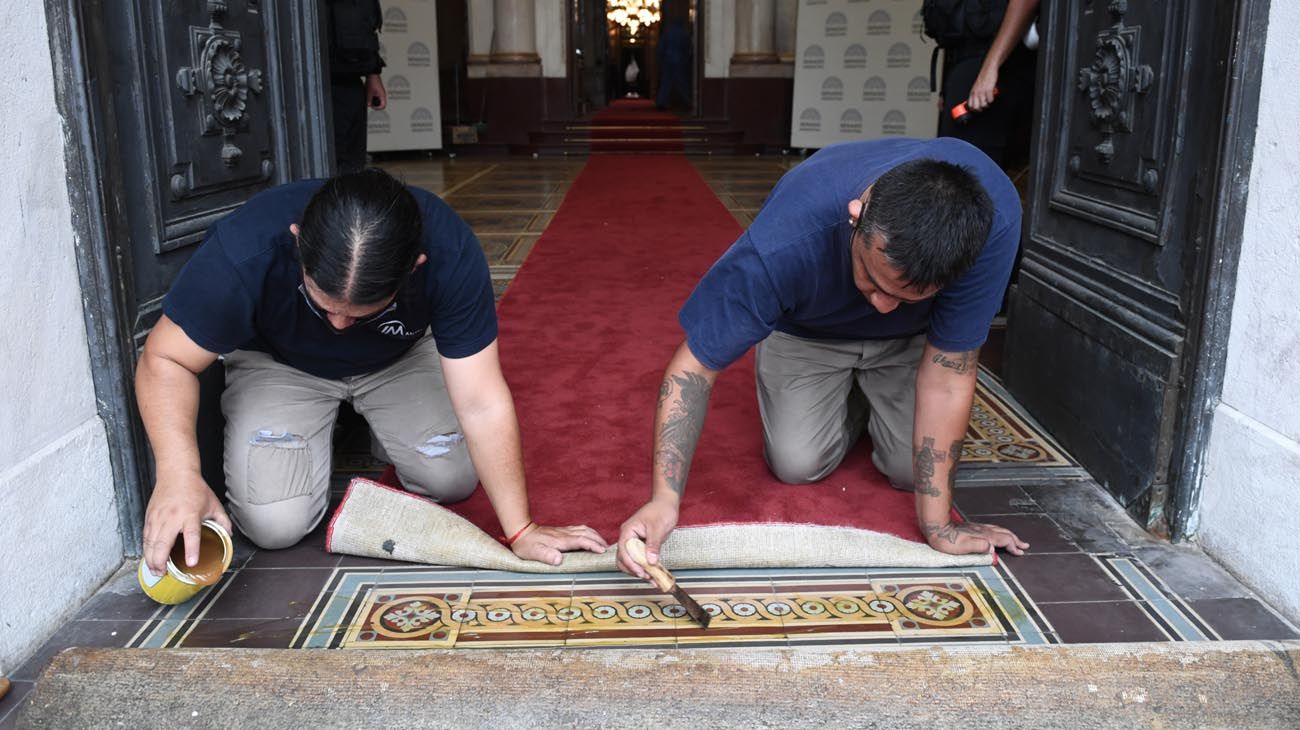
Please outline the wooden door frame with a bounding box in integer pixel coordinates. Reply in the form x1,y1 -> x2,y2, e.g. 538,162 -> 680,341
43,0 -> 333,557
1164,0 -> 1271,540
45,0 -> 148,556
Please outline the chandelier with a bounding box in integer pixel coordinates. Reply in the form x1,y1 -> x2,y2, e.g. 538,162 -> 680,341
607,0 -> 661,37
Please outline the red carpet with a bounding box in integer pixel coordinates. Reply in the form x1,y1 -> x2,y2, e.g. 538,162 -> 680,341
591,99 -> 681,124
379,155 -> 931,546
584,99 -> 683,152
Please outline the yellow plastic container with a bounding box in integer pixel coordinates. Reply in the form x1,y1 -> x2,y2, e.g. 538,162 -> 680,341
137,520 -> 233,605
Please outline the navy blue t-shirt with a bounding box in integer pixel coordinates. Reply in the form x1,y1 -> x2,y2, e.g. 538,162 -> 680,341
679,138 -> 1020,371
163,180 -> 498,379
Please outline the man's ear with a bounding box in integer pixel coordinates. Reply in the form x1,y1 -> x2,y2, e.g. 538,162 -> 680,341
848,184 -> 873,227
847,199 -> 864,225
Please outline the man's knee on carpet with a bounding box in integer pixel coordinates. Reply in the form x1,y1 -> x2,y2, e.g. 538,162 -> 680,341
392,431 -> 478,502
764,441 -> 840,485
873,447 -> 914,492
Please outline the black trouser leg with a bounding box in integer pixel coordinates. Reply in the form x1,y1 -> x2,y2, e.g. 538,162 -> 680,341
331,77 -> 368,173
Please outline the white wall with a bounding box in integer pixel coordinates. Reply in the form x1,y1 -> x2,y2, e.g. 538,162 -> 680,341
0,0 -> 122,672
1198,0 -> 1300,624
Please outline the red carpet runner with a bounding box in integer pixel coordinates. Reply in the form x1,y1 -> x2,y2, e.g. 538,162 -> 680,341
585,99 -> 683,153
398,155 -> 930,545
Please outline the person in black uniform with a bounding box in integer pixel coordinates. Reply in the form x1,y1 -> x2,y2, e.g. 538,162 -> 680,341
328,0 -> 387,173
929,0 -> 1039,169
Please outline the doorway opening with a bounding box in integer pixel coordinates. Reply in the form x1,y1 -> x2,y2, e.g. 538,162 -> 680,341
573,0 -> 700,116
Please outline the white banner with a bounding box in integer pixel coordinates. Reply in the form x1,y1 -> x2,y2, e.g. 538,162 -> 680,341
368,0 -> 443,151
790,0 -> 937,149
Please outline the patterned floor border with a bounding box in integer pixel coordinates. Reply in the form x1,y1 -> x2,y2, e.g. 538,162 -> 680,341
959,369 -> 1090,485
123,550 -> 1237,651
124,566 -> 1047,650
293,565 -> 1052,650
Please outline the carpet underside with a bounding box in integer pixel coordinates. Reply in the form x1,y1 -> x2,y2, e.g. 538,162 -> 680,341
327,479 -> 990,572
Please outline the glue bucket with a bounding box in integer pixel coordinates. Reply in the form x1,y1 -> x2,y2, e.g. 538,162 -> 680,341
137,520 -> 233,605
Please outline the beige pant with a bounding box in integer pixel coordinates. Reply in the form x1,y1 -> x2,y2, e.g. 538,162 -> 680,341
755,331 -> 925,489
221,336 -> 476,549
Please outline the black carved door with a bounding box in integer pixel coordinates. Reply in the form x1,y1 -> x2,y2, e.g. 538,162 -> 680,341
1004,0 -> 1238,531
84,0 -> 331,500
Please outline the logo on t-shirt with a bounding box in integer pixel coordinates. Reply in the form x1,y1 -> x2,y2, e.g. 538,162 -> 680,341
377,319 -> 421,338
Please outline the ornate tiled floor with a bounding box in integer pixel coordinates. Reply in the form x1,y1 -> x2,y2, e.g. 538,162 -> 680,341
4,154 -> 1297,725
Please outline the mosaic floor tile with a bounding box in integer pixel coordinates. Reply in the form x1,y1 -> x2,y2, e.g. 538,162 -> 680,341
976,514 -> 1079,553
1130,543 -> 1256,601
1001,553 -> 1130,604
954,485 -> 1040,517
458,581 -> 577,648
73,567 -> 177,621
670,580 -> 782,646
1038,601 -> 1171,644
964,374 -> 1072,468
565,583 -> 682,647
874,578 -> 1004,639
177,617 -> 304,649
1183,598 -> 1300,641
340,588 -> 471,649
200,567 -> 336,621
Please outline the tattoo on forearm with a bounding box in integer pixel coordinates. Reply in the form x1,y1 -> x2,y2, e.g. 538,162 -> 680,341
657,378 -> 671,409
930,349 -> 978,376
912,437 -> 946,498
654,372 -> 712,496
921,521 -> 983,545
948,439 -> 964,491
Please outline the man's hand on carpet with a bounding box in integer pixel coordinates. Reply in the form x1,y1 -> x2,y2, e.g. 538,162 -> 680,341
143,472 -> 231,576
922,520 -> 1029,557
616,498 -> 679,580
510,524 -> 608,566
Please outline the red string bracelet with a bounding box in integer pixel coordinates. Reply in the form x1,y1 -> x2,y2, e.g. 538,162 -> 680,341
500,520 -> 536,547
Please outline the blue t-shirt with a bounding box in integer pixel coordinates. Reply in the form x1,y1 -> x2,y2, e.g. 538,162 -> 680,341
163,180 -> 498,379
679,138 -> 1020,371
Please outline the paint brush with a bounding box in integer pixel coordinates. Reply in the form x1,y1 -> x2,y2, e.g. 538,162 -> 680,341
622,538 -> 712,629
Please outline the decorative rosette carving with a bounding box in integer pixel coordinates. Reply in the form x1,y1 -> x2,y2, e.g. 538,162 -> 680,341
1074,6 -> 1153,166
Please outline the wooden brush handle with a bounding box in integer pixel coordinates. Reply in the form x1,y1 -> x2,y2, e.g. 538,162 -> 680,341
623,538 -> 675,593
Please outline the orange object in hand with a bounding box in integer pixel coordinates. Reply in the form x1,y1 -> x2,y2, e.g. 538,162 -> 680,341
951,88 -> 999,125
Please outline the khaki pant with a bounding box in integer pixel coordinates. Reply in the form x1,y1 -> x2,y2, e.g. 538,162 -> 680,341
755,331 -> 925,489
221,336 -> 476,549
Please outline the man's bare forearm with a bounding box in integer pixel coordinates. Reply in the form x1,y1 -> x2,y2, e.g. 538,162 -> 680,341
457,388 -> 531,536
913,346 -> 980,543
979,0 -> 1040,75
652,341 -> 719,501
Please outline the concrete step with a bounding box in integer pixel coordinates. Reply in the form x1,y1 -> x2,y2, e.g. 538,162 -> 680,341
20,643 -> 1300,727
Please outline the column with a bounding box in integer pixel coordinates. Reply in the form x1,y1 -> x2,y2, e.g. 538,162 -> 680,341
732,0 -> 778,65
491,0 -> 541,65
775,0 -> 797,63
467,0 -> 494,66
